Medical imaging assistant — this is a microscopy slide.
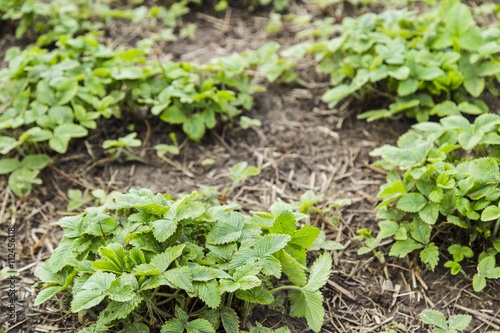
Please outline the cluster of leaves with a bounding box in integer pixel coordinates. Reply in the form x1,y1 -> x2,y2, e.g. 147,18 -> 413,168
213,0 -> 289,12
0,0 -> 200,46
359,114 -> 500,291
286,0 -> 500,122
420,309 -> 500,333
312,0 -> 436,8
0,32 -> 293,195
34,189 -> 334,333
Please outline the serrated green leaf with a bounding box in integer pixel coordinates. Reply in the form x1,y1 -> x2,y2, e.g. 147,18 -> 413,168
448,244 -> 473,262
111,67 -> 145,80
36,80 -> 56,105
190,264 -> 218,282
305,253 -> 332,292
420,310 -> 447,329
220,307 -> 239,333
289,289 -> 324,333
419,203 -> 440,225
71,272 -> 115,312
161,319 -> 184,333
481,257 -> 500,279
108,278 -> 135,302
98,296 -> 143,326
46,241 -> 74,273
236,286 -> 274,304
410,219 -> 431,244
219,279 -> 240,294
448,314 -> 472,330
290,226 -> 320,249
378,220 -> 400,239
397,193 -> 427,213
163,267 -> 194,293
194,280 -> 221,309
389,239 -> 424,258
50,123 -> 88,153
132,263 -> 161,276
34,286 -> 62,306
0,158 -> 21,174
444,261 -> 462,275
187,319 -> 216,333
152,218 -> 178,243
322,84 -> 354,108
420,243 -> 439,271
233,260 -> 263,281
175,200 -> 206,221
183,113 -> 206,142
34,262 -> 66,284
122,322 -> 150,333
150,244 -> 185,272
473,273 -> 486,292
0,136 -> 19,154
255,234 -> 291,256
456,158 -> 499,182
55,78 -> 78,105
207,212 -> 245,245
460,52 -> 484,97
9,168 -> 40,196
237,275 -> 262,290
397,78 -> 419,96
481,205 -> 500,221
275,250 -> 306,287
271,211 -> 296,235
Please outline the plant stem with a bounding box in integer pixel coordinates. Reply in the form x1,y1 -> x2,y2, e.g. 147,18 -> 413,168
270,285 -> 302,294
493,218 -> 500,239
227,293 -> 234,308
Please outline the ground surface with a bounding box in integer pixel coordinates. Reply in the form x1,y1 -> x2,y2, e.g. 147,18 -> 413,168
0,2 -> 499,333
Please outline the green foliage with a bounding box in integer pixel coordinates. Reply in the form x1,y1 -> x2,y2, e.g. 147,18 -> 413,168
420,310 -> 471,333
362,114 -> 500,290
0,154 -> 51,196
35,189 -> 332,332
155,133 -> 180,157
67,189 -> 93,211
103,133 -> 143,162
66,188 -> 121,211
230,162 -> 261,185
0,0 -> 200,46
0,32 -> 293,196
419,309 -> 500,333
291,0 -> 500,122
215,0 -> 289,12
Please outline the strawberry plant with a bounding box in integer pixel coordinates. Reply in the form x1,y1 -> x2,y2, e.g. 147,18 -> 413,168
287,0 -> 500,122
214,0 -> 289,12
34,189 -> 333,332
360,114 -> 500,291
0,32 -> 293,195
0,154 -> 51,196
312,0 -> 436,7
420,309 -> 500,333
0,0 -> 200,46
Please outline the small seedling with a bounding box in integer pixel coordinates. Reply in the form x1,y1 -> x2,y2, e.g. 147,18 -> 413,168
67,189 -> 93,211
155,133 -> 180,157
239,116 -> 262,130
420,310 -> 471,333
0,154 -> 52,196
34,189 -> 333,332
230,161 -> 261,185
102,133 -> 143,162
